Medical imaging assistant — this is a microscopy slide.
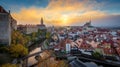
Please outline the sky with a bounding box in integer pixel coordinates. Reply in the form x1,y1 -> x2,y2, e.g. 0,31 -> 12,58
0,0 -> 120,27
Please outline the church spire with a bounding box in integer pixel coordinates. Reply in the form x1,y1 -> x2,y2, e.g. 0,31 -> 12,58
41,17 -> 43,25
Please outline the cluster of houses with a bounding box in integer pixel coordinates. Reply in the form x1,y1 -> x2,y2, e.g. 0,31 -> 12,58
49,21 -> 120,61
1,5 -> 120,60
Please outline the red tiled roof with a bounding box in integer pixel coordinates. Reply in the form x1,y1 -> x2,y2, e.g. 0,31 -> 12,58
116,47 -> 120,56
103,48 -> 116,55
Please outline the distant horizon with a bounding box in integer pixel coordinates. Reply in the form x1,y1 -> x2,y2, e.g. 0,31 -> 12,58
17,22 -> 120,28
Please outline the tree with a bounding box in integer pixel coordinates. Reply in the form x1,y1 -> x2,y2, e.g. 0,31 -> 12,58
1,63 -> 18,67
9,44 -> 28,58
92,51 -> 104,60
0,46 -> 9,53
31,32 -> 37,41
11,31 -> 29,46
46,32 -> 51,39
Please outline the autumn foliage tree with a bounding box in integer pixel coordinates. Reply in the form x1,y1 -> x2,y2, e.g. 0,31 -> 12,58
1,63 -> 18,67
9,44 -> 28,58
10,31 -> 29,58
11,31 -> 30,46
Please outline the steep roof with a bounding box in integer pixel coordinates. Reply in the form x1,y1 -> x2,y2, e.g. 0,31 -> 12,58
0,6 -> 8,13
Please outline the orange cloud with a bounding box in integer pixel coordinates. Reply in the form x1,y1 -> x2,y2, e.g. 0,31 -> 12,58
12,0 -> 106,26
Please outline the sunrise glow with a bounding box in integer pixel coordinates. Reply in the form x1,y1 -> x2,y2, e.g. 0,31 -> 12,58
1,0 -> 120,27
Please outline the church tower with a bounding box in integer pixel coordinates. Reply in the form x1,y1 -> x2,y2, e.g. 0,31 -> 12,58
38,17 -> 46,31
41,17 -> 43,25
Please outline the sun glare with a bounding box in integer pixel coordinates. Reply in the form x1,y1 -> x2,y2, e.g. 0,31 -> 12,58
61,15 -> 68,25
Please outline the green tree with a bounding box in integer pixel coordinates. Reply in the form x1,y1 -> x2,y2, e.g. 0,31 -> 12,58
26,36 -> 31,42
9,44 -> 28,58
31,32 -> 37,41
92,51 -> 103,59
46,32 -> 51,39
0,46 -> 9,53
38,30 -> 42,35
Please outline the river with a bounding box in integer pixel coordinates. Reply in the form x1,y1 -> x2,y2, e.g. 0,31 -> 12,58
28,47 -> 41,66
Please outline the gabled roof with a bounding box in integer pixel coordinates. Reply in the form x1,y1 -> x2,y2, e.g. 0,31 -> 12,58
0,6 -> 8,13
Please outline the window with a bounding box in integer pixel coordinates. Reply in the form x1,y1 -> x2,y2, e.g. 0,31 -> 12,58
0,14 -> 7,21
0,15 -> 3,21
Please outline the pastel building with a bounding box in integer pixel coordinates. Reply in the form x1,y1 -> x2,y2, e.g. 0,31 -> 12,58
17,17 -> 46,34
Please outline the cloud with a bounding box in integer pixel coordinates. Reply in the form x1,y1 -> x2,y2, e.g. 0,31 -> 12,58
12,0 -> 110,26
92,14 -> 120,27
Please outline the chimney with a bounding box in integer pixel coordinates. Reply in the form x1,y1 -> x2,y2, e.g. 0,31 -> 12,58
9,10 -> 10,14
